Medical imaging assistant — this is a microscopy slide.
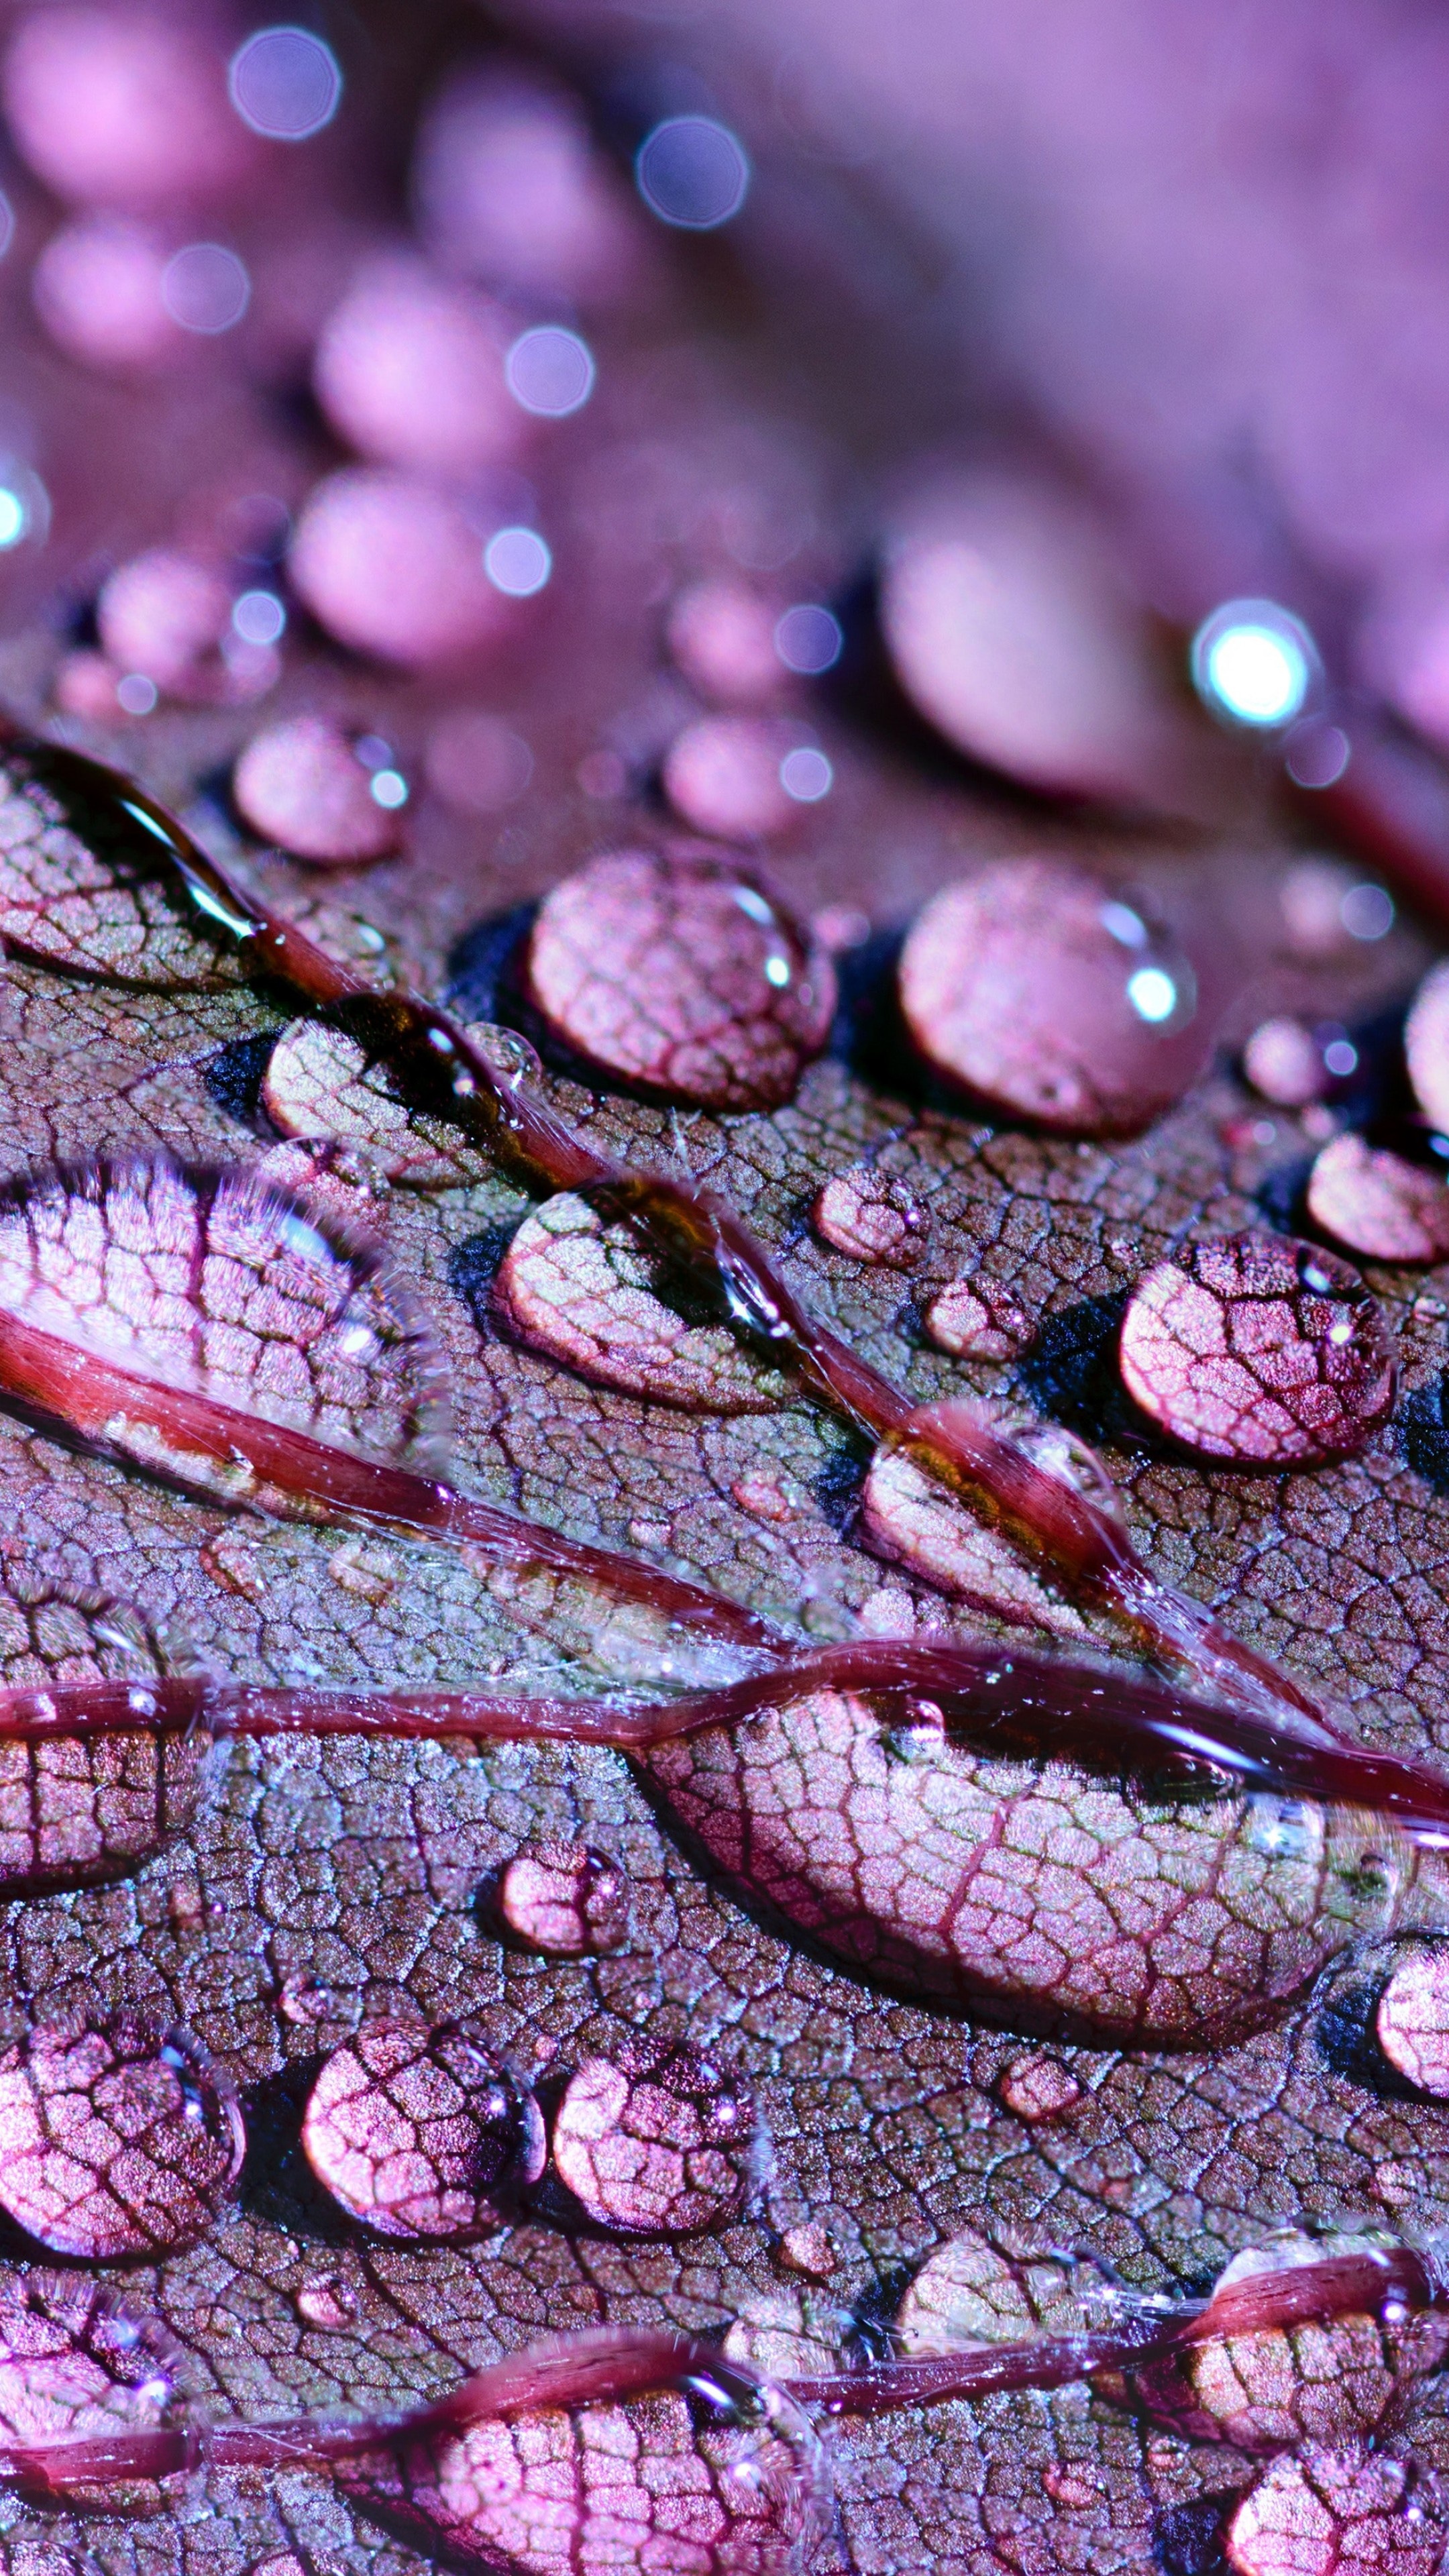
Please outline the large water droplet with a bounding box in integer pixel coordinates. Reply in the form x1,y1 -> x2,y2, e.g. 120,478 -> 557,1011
550,2041 -> 756,2234
1376,1942 -> 1449,2095
492,1192 -> 791,1411
1119,1235 -> 1396,1463
262,1018 -> 494,1188
898,859 -> 1210,1136
524,847 -> 835,1109
0,2015 -> 244,2258
1307,1132 -> 1449,1265
301,2017 -> 545,2241
1225,2445 -> 1438,2576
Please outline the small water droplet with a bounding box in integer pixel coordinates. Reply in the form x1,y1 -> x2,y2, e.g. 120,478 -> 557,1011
295,2277 -> 358,2331
812,1167 -> 927,1269
495,1839 -> 629,1956
996,2053 -> 1083,2123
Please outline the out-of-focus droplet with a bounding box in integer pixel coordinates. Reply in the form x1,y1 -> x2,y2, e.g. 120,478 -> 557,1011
1243,1016 -> 1332,1108
779,745 -> 833,803
880,471 -> 1179,804
1225,2445 -> 1434,2576
493,1193 -> 790,1410
32,217 -> 176,370
162,242 -> 249,335
413,69 -> 644,304
1405,961 -> 1449,1132
525,847 -> 836,1109
996,2053 -> 1083,2123
1307,1132 -> 1449,1265
773,603 -> 841,675
1119,1236 -> 1397,1462
496,1839 -> 629,1956
662,715 -> 809,840
483,525 -> 551,598
898,859 -> 1209,1136
289,468 -> 511,667
667,577 -> 784,705
425,709 -> 532,813
0,2016 -> 244,2258
636,116 -> 750,229
1376,1943 -> 1449,2096
923,1276 -> 1032,1361
812,1166 -> 926,1268
1191,599 -> 1317,729
302,2017 -> 544,2241
1279,857 -> 1395,960
97,549 -> 235,702
551,2042 -> 755,2235
505,324 -> 595,417
233,716 -> 405,866
313,253 -> 519,483
228,26 -> 342,141
0,2269 -> 186,2511
3,8 -> 252,209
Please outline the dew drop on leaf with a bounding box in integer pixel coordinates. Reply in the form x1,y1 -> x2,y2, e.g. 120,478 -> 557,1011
0,2269 -> 188,2511
860,1432 -> 1089,1633
301,2017 -> 545,2241
1376,1943 -> 1449,2096
1405,959 -> 1449,1132
812,1166 -> 927,1268
1118,1235 -> 1397,1462
898,858 -> 1210,1136
661,716 -> 808,841
524,847 -> 836,1108
0,2015 -> 245,2258
233,717 -> 405,867
1306,1132 -> 1449,1265
262,1017 -> 494,1187
923,1275 -> 1032,1359
492,1192 -> 791,1410
550,2041 -> 755,2234
1224,2444 -> 1440,2576
495,1839 -> 629,1955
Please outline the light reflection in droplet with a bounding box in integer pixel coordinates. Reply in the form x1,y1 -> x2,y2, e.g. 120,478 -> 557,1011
229,27 -> 343,140
162,243 -> 250,335
635,116 -> 750,229
1191,598 -> 1315,728
1126,965 -> 1178,1023
779,744 -> 832,802
0,461 -> 48,552
1342,881 -> 1395,941
504,323 -> 595,417
484,525 -> 551,596
231,589 -> 286,646
774,602 -> 841,674
116,674 -> 158,715
1099,900 -> 1148,949
368,768 -> 408,810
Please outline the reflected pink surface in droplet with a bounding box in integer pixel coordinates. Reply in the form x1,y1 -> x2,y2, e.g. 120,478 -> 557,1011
0,2015 -> 244,2258
32,219 -> 176,370
924,1276 -> 1032,1360
899,859 -> 1209,1136
812,1166 -> 927,1267
413,70 -> 643,303
313,252 -> 521,482
97,549 -> 232,698
3,7 -> 252,209
302,2017 -> 545,2241
1243,1016 -> 1330,1108
289,468 -> 511,667
233,716 -> 402,865
550,2041 -> 755,2234
496,1839 -> 629,1955
667,577 -> 786,704
525,847 -> 836,1108
662,715 -> 804,841
1226,2445 -> 1434,2576
1119,1236 -> 1397,1462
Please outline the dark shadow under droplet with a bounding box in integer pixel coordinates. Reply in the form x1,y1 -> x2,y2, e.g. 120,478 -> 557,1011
448,1223 -> 525,1339
237,2064 -> 352,2244
1016,1291 -> 1132,1442
204,1031 -> 282,1132
812,1431 -> 872,1535
1151,2495 -> 1235,2576
444,901 -> 539,1026
1399,1381 -> 1449,1495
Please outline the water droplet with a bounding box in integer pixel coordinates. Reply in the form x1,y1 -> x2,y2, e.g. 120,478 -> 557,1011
924,1275 -> 1032,1360
1243,1016 -> 1332,1108
1191,599 -> 1316,729
667,577 -> 785,706
1405,961 -> 1449,1132
0,2015 -> 244,2257
496,1839 -> 629,1956
861,1431 -> 1088,1634
302,2017 -> 545,2240
879,471 -> 1182,803
233,718 -> 403,867
289,469 -> 512,668
294,2277 -> 358,2331
1119,1236 -> 1397,1463
525,848 -> 836,1110
550,2041 -> 755,2234
492,1191 -> 791,1411
97,550 -> 240,706
896,2229 -> 1090,2356
636,116 -> 750,230
1225,2446 -> 1436,2576
812,1167 -> 927,1269
777,2222 -> 835,2281
314,251 -> 519,483
262,1019 -> 494,1187
996,2053 -> 1083,2123
278,1970 -> 340,2028
0,2269 -> 186,2510
641,1682 -> 1413,2044
662,716 -> 812,841
3,9 -> 252,209
1307,1132 -> 1449,1265
1377,1943 -> 1449,2096
898,859 -> 1209,1136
